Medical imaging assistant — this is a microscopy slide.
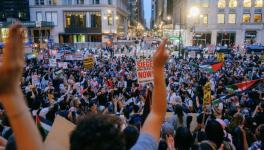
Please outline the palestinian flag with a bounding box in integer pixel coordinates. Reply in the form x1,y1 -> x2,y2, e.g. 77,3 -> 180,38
199,62 -> 224,73
226,79 -> 260,93
36,115 -> 52,137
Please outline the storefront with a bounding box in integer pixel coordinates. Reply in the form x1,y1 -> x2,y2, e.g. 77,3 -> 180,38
193,33 -> 211,47
59,34 -> 102,43
216,32 -> 236,47
245,31 -> 257,44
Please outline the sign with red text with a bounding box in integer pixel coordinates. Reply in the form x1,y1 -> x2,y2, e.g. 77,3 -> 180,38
136,59 -> 153,84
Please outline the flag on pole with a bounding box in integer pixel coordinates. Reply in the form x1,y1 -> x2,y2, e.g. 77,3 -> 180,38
199,62 -> 224,73
226,79 -> 260,93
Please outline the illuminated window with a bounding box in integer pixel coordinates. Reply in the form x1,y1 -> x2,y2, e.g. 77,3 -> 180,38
217,14 -> 225,23
200,14 -> 208,24
228,14 -> 236,24
65,15 -> 71,28
201,0 -> 209,7
243,0 -> 251,7
36,12 -> 42,21
255,0 -> 263,7
218,0 -> 226,8
254,14 -> 262,23
229,0 -> 237,8
243,14 -> 251,23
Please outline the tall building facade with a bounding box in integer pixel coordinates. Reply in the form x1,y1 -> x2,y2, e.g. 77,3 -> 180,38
29,0 -> 129,43
152,0 -> 173,29
173,0 -> 264,47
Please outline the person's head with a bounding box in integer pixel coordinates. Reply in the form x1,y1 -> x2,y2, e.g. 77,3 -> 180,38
174,105 -> 183,116
255,124 -> 264,143
70,114 -> 125,150
174,127 -> 193,150
123,125 -> 139,150
205,120 -> 224,148
232,113 -> 244,126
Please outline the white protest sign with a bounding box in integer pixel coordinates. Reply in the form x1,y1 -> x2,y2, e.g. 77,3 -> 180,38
136,59 -> 153,84
49,59 -> 57,67
58,62 -> 68,69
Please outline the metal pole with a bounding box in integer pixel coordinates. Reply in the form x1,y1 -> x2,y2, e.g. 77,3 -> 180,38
179,7 -> 182,58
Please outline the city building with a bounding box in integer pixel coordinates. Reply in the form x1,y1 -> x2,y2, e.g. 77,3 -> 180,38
29,0 -> 129,44
153,0 -> 173,29
0,0 -> 53,44
173,0 -> 264,47
127,0 -> 145,37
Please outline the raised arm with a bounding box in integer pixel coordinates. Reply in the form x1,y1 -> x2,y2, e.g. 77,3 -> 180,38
141,39 -> 168,141
0,23 -> 43,150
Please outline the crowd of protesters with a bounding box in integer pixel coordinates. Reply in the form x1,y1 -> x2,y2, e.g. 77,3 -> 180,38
0,24 -> 263,150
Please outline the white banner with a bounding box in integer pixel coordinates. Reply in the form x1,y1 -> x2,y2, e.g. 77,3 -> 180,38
136,59 -> 153,84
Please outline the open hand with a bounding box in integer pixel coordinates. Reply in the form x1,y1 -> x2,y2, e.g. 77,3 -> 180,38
0,23 -> 25,96
153,38 -> 169,68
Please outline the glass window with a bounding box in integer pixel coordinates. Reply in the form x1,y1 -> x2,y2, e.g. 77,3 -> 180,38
200,14 -> 208,24
48,0 -> 57,5
65,15 -> 71,28
217,14 -> 225,23
229,0 -> 237,8
108,0 -> 112,5
76,0 -> 84,4
243,14 -> 251,23
93,0 -> 100,4
40,0 -> 44,5
218,0 -> 226,8
46,12 -> 58,25
254,14 -> 262,23
201,0 -> 209,7
91,12 -> 101,28
36,12 -> 42,21
228,14 -> 236,24
243,0 -> 252,7
255,0 -> 263,7
35,0 -> 39,5
108,13 -> 113,25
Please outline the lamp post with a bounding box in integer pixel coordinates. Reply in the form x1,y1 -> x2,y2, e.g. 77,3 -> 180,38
188,7 -> 200,46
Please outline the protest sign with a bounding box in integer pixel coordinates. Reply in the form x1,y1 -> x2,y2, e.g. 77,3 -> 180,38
136,59 -> 153,84
49,59 -> 57,67
58,62 -> 68,69
83,56 -> 94,69
216,53 -> 225,62
44,115 -> 75,150
203,82 -> 211,107
189,51 -> 196,58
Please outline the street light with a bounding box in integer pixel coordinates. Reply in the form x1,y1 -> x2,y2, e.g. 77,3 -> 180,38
189,7 -> 200,46
167,16 -> 171,21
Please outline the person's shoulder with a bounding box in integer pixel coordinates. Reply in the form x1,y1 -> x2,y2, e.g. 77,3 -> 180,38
130,133 -> 158,150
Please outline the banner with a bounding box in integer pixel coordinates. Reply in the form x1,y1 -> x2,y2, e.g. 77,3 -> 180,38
203,82 -> 211,107
49,59 -> 57,67
216,53 -> 225,62
83,56 -> 94,69
136,59 -> 153,84
189,51 -> 196,58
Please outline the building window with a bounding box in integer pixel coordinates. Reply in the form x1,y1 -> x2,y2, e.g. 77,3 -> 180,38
228,14 -> 236,24
217,14 -> 225,23
200,14 -> 208,24
35,0 -> 45,5
108,0 -> 112,5
46,12 -> 58,25
92,0 -> 100,4
217,32 -> 236,47
36,12 -> 42,21
48,0 -> 57,5
62,0 -> 72,5
243,14 -> 251,23
108,13 -> 113,25
245,31 -> 257,44
76,0 -> 84,4
201,0 -> 209,7
218,0 -> 226,8
64,12 -> 87,29
229,0 -> 237,8
65,15 -> 71,28
90,12 -> 101,28
254,14 -> 262,23
255,0 -> 263,7
243,0 -> 251,7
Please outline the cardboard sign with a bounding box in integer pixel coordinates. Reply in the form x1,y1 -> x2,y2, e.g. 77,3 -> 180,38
83,56 -> 94,69
136,59 -> 153,84
49,59 -> 57,67
58,62 -> 68,69
44,115 -> 75,150
216,53 -> 225,62
203,82 -> 211,107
